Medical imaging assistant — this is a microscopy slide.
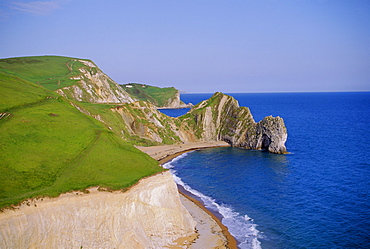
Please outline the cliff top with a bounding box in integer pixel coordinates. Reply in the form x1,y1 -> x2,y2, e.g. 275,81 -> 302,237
0,56 -> 92,91
121,83 -> 185,108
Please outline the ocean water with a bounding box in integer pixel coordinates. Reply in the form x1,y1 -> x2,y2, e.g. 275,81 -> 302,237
159,108 -> 190,117
161,92 -> 370,249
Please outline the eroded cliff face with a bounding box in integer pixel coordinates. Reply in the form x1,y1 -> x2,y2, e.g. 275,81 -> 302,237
48,59 -> 287,152
0,172 -> 197,249
56,60 -> 135,103
108,92 -> 287,153
246,116 -> 287,154
112,101 -> 197,144
161,91 -> 180,108
161,91 -> 193,109
179,92 -> 287,153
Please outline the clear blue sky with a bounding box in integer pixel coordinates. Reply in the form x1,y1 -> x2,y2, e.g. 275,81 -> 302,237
1,0 -> 369,93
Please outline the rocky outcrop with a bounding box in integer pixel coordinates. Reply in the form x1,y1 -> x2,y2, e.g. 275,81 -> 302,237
110,92 -> 287,153
159,91 -> 193,109
112,101 -> 197,144
0,172 -> 197,249
181,92 -> 287,153
245,116 -> 287,154
178,92 -> 287,153
56,60 -> 135,103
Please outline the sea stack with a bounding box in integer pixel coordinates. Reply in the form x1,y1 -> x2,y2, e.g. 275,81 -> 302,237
181,92 -> 288,154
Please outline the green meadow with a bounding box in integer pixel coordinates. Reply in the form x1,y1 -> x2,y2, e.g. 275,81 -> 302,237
122,83 -> 178,107
0,56 -> 86,91
0,57 -> 164,209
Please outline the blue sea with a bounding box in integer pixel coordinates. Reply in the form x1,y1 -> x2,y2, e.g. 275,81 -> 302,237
160,92 -> 370,249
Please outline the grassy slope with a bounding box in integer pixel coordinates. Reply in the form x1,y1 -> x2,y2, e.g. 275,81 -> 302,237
122,83 -> 178,107
0,58 -> 164,209
0,73 -> 51,111
0,56 -> 86,91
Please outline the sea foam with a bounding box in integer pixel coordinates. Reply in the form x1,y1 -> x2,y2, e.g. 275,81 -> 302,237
163,154 -> 262,249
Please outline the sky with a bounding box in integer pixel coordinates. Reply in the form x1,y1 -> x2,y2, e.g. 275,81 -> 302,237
0,0 -> 369,93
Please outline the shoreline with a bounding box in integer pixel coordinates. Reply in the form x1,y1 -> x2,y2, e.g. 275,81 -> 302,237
137,141 -> 238,249
0,141 -> 237,248
0,172 -> 198,248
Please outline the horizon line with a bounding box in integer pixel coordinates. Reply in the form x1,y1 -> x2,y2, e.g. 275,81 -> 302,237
181,90 -> 370,94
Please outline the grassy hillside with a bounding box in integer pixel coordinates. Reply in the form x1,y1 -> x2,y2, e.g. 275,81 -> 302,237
0,73 -> 52,111
0,56 -> 88,91
121,83 -> 178,107
0,60 -> 164,209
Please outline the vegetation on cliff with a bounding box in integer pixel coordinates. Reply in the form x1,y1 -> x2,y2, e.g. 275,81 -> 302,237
103,92 -> 287,153
178,92 -> 287,153
0,55 -> 287,209
122,83 -> 175,106
0,58 -> 164,209
121,83 -> 189,108
0,55 -> 135,104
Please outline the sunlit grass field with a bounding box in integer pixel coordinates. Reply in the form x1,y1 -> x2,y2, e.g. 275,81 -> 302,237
0,56 -> 85,91
0,57 -> 164,209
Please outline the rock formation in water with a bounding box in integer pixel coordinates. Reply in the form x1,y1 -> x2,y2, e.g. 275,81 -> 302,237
111,92 -> 287,153
181,92 -> 287,153
247,116 -> 287,154
0,172 -> 197,249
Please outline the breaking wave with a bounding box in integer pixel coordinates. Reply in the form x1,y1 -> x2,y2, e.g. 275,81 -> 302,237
163,153 -> 261,249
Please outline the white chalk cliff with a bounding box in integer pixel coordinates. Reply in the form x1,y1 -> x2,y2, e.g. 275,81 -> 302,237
0,172 -> 197,249
56,60 -> 135,103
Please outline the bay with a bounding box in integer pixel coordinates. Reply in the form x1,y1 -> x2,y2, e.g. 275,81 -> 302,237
161,92 -> 370,248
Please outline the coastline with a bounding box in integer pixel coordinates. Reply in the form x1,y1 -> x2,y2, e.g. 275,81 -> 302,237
0,141 -> 237,248
0,172 -> 198,248
137,141 -> 238,249
136,141 -> 230,162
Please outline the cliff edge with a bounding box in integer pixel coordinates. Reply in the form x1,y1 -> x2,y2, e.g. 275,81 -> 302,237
0,172 -> 197,249
56,60 -> 135,103
181,92 -> 288,154
121,83 -> 192,109
112,92 -> 288,153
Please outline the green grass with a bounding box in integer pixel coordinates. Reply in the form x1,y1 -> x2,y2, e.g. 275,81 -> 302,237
0,72 -> 54,111
122,83 -> 178,107
50,132 -> 161,192
0,97 -> 163,209
0,56 -> 86,91
0,65 -> 164,209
